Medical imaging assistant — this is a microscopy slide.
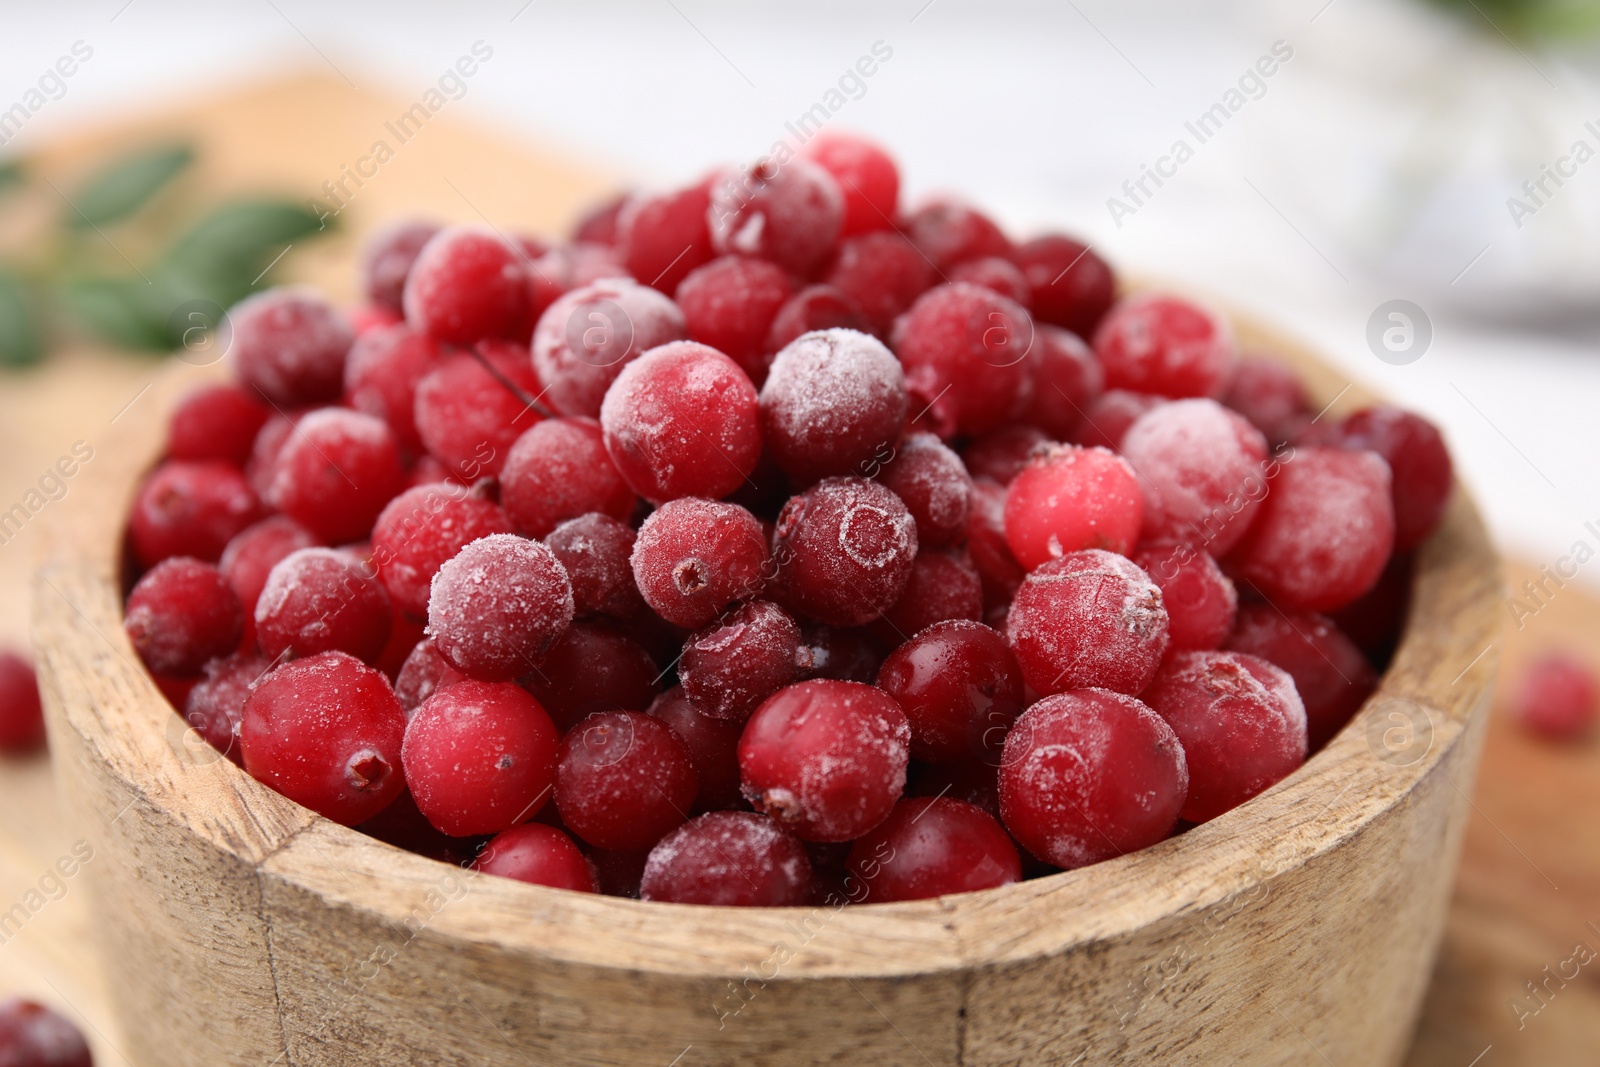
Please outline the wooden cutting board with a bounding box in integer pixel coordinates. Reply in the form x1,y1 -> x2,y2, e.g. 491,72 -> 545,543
0,73 -> 1592,1066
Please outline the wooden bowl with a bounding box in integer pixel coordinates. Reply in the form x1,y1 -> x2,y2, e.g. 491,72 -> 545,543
32,312 -> 1500,1067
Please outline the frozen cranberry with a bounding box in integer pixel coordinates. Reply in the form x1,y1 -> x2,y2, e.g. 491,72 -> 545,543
500,418 -> 635,539
999,689 -> 1188,869
241,651 -> 406,825
414,346 -> 542,481
544,513 -> 645,620
526,241 -> 628,319
0,998 -> 92,1067
847,796 -> 1020,902
371,484 -> 513,618
522,620 -> 659,730
680,600 -> 804,722
892,283 -> 1033,438
876,432 -> 971,548
128,460 -> 263,567
1224,604 -> 1378,750
799,624 -> 883,684
403,226 -> 530,345
245,411 -> 298,498
763,284 -> 870,354
647,686 -> 744,811
771,477 -> 918,627
396,637 -> 468,720
824,232 -> 936,338
708,158 -> 844,276
375,609 -> 425,679
361,220 -> 440,312
254,547 -> 391,664
1010,234 -> 1116,339
878,549 -> 982,640
268,408 -> 406,545
641,810 -> 812,906
220,515 -> 318,641
573,193 -> 627,246
183,650 -> 270,765
152,673 -> 199,711
600,341 -> 762,502
1024,324 -> 1104,440
961,426 -> 1053,487
0,652 -> 45,753
1221,356 -> 1310,446
674,255 -> 793,383
801,132 -> 899,235
1006,550 -> 1169,695
1330,551 -> 1413,658
125,558 -> 242,675
949,256 -> 1031,306
760,328 -> 907,485
1121,399 -> 1269,555
473,823 -> 597,892
1133,542 -> 1238,653
1093,292 -> 1237,399
877,619 -> 1023,765
556,710 -> 698,850
966,480 -> 1025,610
905,198 -> 1010,270
167,384 -> 270,466
229,287 -> 354,406
587,846 -> 650,898
618,180 -> 715,293
532,278 -> 687,418
1227,446 -> 1395,613
631,498 -> 768,629
739,679 -> 910,842
910,759 -> 1000,817
343,323 -> 441,455
1005,445 -> 1144,568
1144,651 -> 1307,823
1073,390 -> 1165,452
1510,652 -> 1598,741
1301,405 -> 1452,552
428,534 -> 574,681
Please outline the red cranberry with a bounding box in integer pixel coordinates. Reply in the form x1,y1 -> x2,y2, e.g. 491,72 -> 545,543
500,418 -> 635,539
801,132 -> 899,236
949,256 -> 1031,306
999,689 -> 1188,869
473,823 -> 597,892
556,710 -> 698,850
128,460 -> 263,567
241,651 -> 406,825
1092,292 -> 1237,399
414,346 -> 542,481
1024,324 -> 1104,440
642,810 -> 813,906
394,637 -> 467,715
586,846 -> 651,898
255,547 -> 392,665
760,328 -> 907,486
544,513 -> 645,620
267,408 -> 406,545
961,426 -> 1053,487
0,998 -> 92,1067
772,477 -> 918,627
343,323 -> 441,455
522,619 -> 660,730
183,650 -> 270,765
739,679 -> 910,842
1143,650 -> 1308,822
1510,652 -> 1598,741
617,180 -> 715,293
1072,390 -> 1165,452
229,287 -> 354,406
361,220 -> 439,312
403,679 -> 560,835
125,558 -> 242,675
1006,550 -> 1169,695
965,480 -> 1025,610
245,411 -> 298,498
531,278 -> 687,418
910,759 -> 1000,818
877,619 -> 1023,765
680,600 -> 804,722
708,157 -> 844,276
0,652 -> 45,753
167,384 -> 270,466
372,484 -> 514,618
675,255 -> 793,383
428,534 -> 575,681
1221,356 -> 1311,445
847,796 -> 1021,902
1133,542 -> 1238,653
403,226 -> 530,345
646,686 -> 744,811
799,624 -> 884,684
892,282 -> 1034,438
631,498 -> 769,629
572,193 -> 627,246
1009,234 -> 1116,339
905,198 -> 1010,269
1004,445 -> 1143,568
1225,604 -> 1377,750
1121,398 -> 1269,555
526,241 -> 627,320
220,515 -> 318,642
824,232 -> 936,337
375,609 -> 425,679
875,432 -> 971,548
763,284 -> 870,354
600,341 -> 762,503
1301,405 -> 1452,551
1226,446 -> 1395,613
877,548 -> 982,641
352,305 -> 402,334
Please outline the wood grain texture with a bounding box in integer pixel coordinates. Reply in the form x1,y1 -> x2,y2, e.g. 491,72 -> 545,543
30,303 -> 1502,1066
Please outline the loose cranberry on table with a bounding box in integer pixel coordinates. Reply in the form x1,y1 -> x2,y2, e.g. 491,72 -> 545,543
371,483 -> 514,618
427,534 -> 575,682
413,344 -> 542,481
630,498 -> 769,630
641,811 -> 813,906
555,710 -> 698,851
800,131 -> 899,236
1300,404 -> 1452,551
0,997 -> 93,1067
1224,605 -> 1377,751
892,282 -> 1034,439
876,432 -> 972,548
255,547 -> 391,665
771,477 -> 918,628
128,459 -> 262,567
876,619 -> 1023,766
1003,445 -> 1143,568
402,226 -> 530,345
680,600 -> 805,722
1093,292 -> 1237,400
531,278 -> 687,419
846,796 -> 1022,902
0,652 -> 45,754
707,157 -> 844,276
472,823 -> 597,892
229,287 -> 354,407
1509,652 -> 1598,742
124,558 -> 242,676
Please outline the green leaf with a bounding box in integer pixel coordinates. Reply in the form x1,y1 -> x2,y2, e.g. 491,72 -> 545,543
0,160 -> 23,194
65,143 -> 194,230
164,199 -> 329,282
0,271 -> 43,366
62,277 -> 169,350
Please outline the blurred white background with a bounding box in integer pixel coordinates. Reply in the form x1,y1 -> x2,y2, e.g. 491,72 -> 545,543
3,0 -> 1599,577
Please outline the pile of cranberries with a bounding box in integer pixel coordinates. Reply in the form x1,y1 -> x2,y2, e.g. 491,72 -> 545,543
120,133 -> 1453,908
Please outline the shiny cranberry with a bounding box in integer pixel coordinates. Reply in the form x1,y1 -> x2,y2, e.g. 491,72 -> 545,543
556,710 -> 698,851
641,811 -> 813,906
473,823 -> 597,892
1224,605 -> 1377,750
501,418 -> 635,539
801,131 -> 899,235
167,384 -> 270,466
847,796 -> 1021,901
877,619 -> 1023,765
229,286 -> 354,406
760,328 -> 907,486
125,558 -> 242,675
1004,445 -> 1143,568
403,226 -> 530,345
645,686 -> 744,812
128,460 -> 263,567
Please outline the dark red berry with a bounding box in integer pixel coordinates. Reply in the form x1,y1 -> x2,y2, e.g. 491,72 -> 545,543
877,432 -> 971,548
1024,324 -> 1104,440
801,132 -> 899,236
1132,542 -> 1238,653
824,232 -> 936,337
572,193 -> 627,246
965,480 -> 1025,610
220,515 -> 318,643
403,226 -> 530,345
394,637 -> 466,715
556,710 -> 698,850
183,650 -> 270,765
0,652 -> 45,754
708,158 -> 844,276
675,255 -> 793,383
961,426 -> 1053,488
1072,390 -> 1165,452
641,810 -> 812,906
1224,605 -> 1376,750
167,384 -> 270,466
680,600 -> 804,722
414,346 -> 542,481
1301,405 -> 1452,551
846,796 -> 1021,901
645,686 -> 744,812
473,823 -> 597,892
229,287 -> 354,406
905,198 -> 1010,270
0,997 -> 92,1067
500,418 -> 635,539
760,328 -> 907,486
631,498 -> 769,629
522,619 -> 660,730
763,285 -> 870,357
772,477 -> 918,627
527,241 -> 628,322
949,256 -> 1031,306
877,619 -> 1023,765
1221,356 -> 1310,446
255,547 -> 392,665
1010,234 -> 1115,339
428,534 -> 574,682
892,282 -> 1033,438
128,460 -> 263,567
1092,292 -> 1237,399
910,759 -> 999,818
877,548 -> 983,641
125,557 -> 243,675
361,220 -> 440,312
267,408 -> 406,545
531,278 -> 687,419
343,323 -> 441,455
617,180 -> 715,294
372,483 -> 514,618
799,624 -> 884,684
543,513 -> 646,620
1121,398 -> 1269,555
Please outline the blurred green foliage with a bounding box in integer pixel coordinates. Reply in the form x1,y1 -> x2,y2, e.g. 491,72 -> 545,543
1425,0 -> 1600,40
